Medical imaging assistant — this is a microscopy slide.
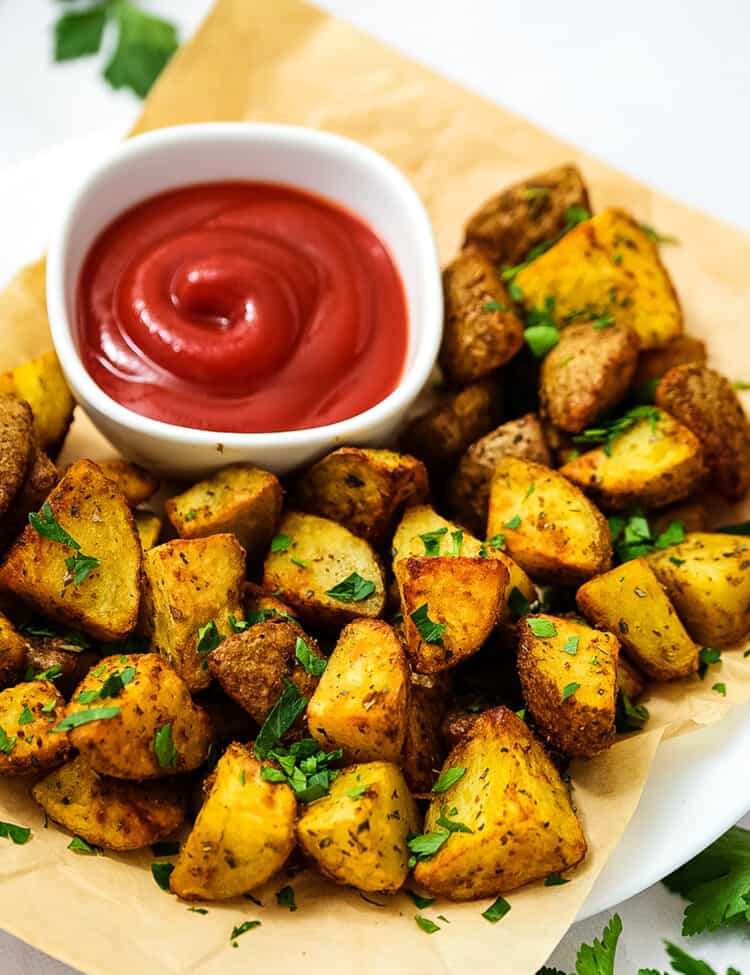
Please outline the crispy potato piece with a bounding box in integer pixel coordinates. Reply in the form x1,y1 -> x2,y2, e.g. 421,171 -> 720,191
448,413 -> 551,534
401,672 -> 449,794
518,615 -> 618,757
441,708 -> 480,751
171,743 -> 296,900
293,447 -> 428,547
308,620 -> 409,762
32,755 -> 186,851
400,380 -> 502,471
540,322 -> 640,433
66,653 -> 212,779
633,334 -> 707,392
560,411 -> 705,511
91,459 -> 159,506
262,512 -> 385,631
0,396 -> 33,519
487,457 -> 612,585
26,636 -> 99,700
0,460 -> 142,641
296,761 -> 418,894
0,611 -> 28,689
577,558 -> 698,680
0,446 -> 57,551
617,655 -> 647,701
134,510 -> 162,550
516,208 -> 682,349
140,534 -> 245,693
464,164 -> 591,266
649,500 -> 707,537
165,464 -> 282,558
208,620 -> 323,725
656,364 -> 750,501
242,582 -> 298,623
414,707 -> 586,899
649,533 -> 750,647
0,680 -> 69,773
0,351 -> 75,454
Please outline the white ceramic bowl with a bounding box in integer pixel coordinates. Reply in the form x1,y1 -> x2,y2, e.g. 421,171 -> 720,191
46,123 -> 442,477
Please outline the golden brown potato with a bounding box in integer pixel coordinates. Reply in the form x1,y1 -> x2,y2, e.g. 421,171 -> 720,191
262,511 -> 385,632
540,322 -> 640,433
0,611 -> 28,689
577,558 -> 698,680
0,680 -> 69,773
165,464 -> 282,558
25,635 -> 99,700
293,447 -> 428,547
413,707 -> 587,899
401,671 -> 449,794
656,364 -> 750,501
0,445 -> 58,551
32,755 -> 186,851
617,655 -> 647,702
134,510 -> 162,550
0,350 -> 75,455
464,164 -> 591,266
170,743 -> 296,900
0,396 -> 33,519
400,380 -> 502,471
633,334 -> 707,393
448,413 -> 551,534
0,460 -> 142,641
65,653 -> 212,779
308,620 -> 410,762
518,615 -> 618,757
91,459 -> 159,506
242,582 -> 298,623
649,533 -> 750,647
649,500 -> 707,537
560,411 -> 706,511
487,457 -> 612,585
296,761 -> 418,894
140,534 -> 245,693
441,708 -> 481,751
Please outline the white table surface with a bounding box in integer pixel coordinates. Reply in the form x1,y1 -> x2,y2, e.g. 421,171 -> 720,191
1,2 -> 749,972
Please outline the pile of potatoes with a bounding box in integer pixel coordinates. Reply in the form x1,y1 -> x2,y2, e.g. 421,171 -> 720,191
0,165 -> 748,907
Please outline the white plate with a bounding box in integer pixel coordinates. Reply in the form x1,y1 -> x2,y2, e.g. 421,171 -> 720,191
1,132 -> 750,932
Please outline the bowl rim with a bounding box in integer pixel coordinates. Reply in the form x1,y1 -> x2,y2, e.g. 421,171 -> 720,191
46,121 -> 442,447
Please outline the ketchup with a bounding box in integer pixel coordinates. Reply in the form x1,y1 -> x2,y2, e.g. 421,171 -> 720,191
76,182 -> 408,433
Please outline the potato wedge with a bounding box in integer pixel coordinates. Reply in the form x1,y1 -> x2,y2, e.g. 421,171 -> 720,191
170,743 -> 296,900
413,707 -> 587,899
0,680 -> 69,773
293,447 -> 428,547
0,350 -> 75,455
487,457 -> 612,585
296,761 -> 418,894
577,558 -> 698,680
0,611 -> 29,689
0,459 -> 141,641
308,619 -> 409,762
64,653 -> 212,779
92,459 -> 159,506
0,446 -> 58,551
649,533 -> 750,647
262,512 -> 385,631
518,615 -> 618,757
165,464 -> 282,558
401,672 -> 449,794
633,334 -> 707,394
32,755 -> 186,851
656,364 -> 750,501
134,510 -> 162,550
0,396 -> 33,519
140,534 -> 245,693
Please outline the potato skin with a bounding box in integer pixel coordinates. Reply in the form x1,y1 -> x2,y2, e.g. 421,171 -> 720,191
0,350 -> 75,456
0,611 -> 29,690
32,755 -> 186,851
0,446 -> 58,552
0,680 -> 70,773
656,364 -> 750,501
0,396 -> 33,519
633,334 -> 707,391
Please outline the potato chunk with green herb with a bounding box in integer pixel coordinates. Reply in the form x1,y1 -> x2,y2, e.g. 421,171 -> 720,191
518,616 -> 618,757
413,707 -> 587,899
296,761 -> 418,894
134,510 -> 162,550
0,350 -> 75,454
89,459 -> 158,506
0,680 -> 69,773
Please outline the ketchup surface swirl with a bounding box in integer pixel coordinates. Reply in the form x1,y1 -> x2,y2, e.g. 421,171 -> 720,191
76,182 -> 409,433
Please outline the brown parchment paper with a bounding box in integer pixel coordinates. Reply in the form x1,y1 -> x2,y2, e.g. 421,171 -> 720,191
1,1 -> 750,973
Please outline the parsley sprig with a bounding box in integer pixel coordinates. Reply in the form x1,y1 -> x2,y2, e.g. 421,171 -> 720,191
28,502 -> 100,587
260,738 -> 342,803
608,509 -> 685,563
573,406 -> 660,457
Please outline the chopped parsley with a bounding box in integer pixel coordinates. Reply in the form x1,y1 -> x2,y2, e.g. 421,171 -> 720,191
524,296 -> 560,358
196,620 -> 222,657
528,618 -> 557,638
712,682 -> 727,696
508,586 -> 532,618
609,509 -> 684,564
254,679 -> 308,758
414,915 -> 440,934
501,205 -> 590,286
294,636 -> 327,676
573,406 -> 660,456
276,884 -> 297,911
450,529 -> 464,556
0,726 -> 16,754
544,873 -> 570,886
420,527 -> 448,556
346,785 -> 368,798
18,706 -> 34,726
68,836 -> 97,854
154,722 -> 179,769
410,604 -> 446,646
431,767 -> 466,793
30,663 -> 63,683
52,706 -> 121,733
563,636 -> 580,656
640,222 -> 680,245
151,861 -> 174,890
561,682 -> 580,701
486,533 -> 506,550
0,821 -> 31,845
271,534 -> 292,553
481,895 -> 511,923
77,665 -> 136,704
188,907 -> 208,914
183,509 -> 197,522
406,889 -> 435,909
615,692 -> 649,732
435,806 -> 472,834
290,557 -> 307,569
504,515 -> 522,530
325,572 -> 375,603
261,738 -> 342,803
698,647 -> 722,679
230,920 -> 261,946
28,502 -> 100,587
407,830 -> 450,866
482,300 -> 508,313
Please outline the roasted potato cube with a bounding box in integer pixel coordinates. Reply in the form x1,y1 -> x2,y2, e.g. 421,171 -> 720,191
134,510 -> 162,550
296,761 -> 418,894
518,615 -> 618,757
26,635 -> 99,700
307,620 -> 409,761
170,743 -> 296,900
0,396 -> 33,519
65,653 -> 213,779
515,208 -> 682,349
577,558 -> 698,680
487,457 -> 612,585
32,755 -> 186,851
448,413 -> 551,534
464,164 -> 591,266
633,334 -> 707,394
140,534 -> 245,693
540,322 -> 640,433
401,671 -> 449,794
208,620 -> 323,725
649,533 -> 750,647
560,411 -> 705,511
0,350 -> 75,454
293,447 -> 428,546
413,707 -> 587,899
262,512 -> 385,631
656,364 -> 750,501
0,445 -> 58,551
242,581 -> 298,623
0,611 -> 28,689
165,464 -> 282,558
617,655 -> 647,701
649,500 -> 707,538
0,680 -> 69,773
91,459 -> 158,506
0,459 -> 142,641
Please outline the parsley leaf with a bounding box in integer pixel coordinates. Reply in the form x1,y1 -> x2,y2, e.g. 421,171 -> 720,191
54,6 -> 108,61
78,665 -> 136,704
103,1 -> 179,99
482,300 -> 508,313
52,706 -> 120,733
0,821 -> 31,845
561,682 -> 580,701
230,920 -> 261,945
574,913 -> 622,975
482,896 -> 511,923
294,636 -> 327,676
615,692 -> 650,732
276,885 -> 297,912
271,534 -> 292,552
504,515 -> 522,530
487,533 -> 506,550
431,767 -> 466,793
18,706 -> 34,726
407,830 -> 450,865
410,604 -> 446,645
420,527 -> 448,556
196,621 -> 222,657
528,618 -> 557,638
68,836 -> 97,855
28,502 -> 80,549
450,529 -> 464,557
654,520 -> 686,549
254,679 -> 308,758
544,873 -> 570,886
414,915 -> 440,934
154,722 -> 179,769
151,861 -> 174,890
563,636 -> 580,656
524,323 -> 560,358
640,223 -> 680,246
347,785 -> 368,798
435,807 -> 473,834
508,586 -> 532,618
406,889 -> 435,909
698,647 -> 722,679
574,407 -> 660,457
325,573 -> 375,603
65,552 -> 100,587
